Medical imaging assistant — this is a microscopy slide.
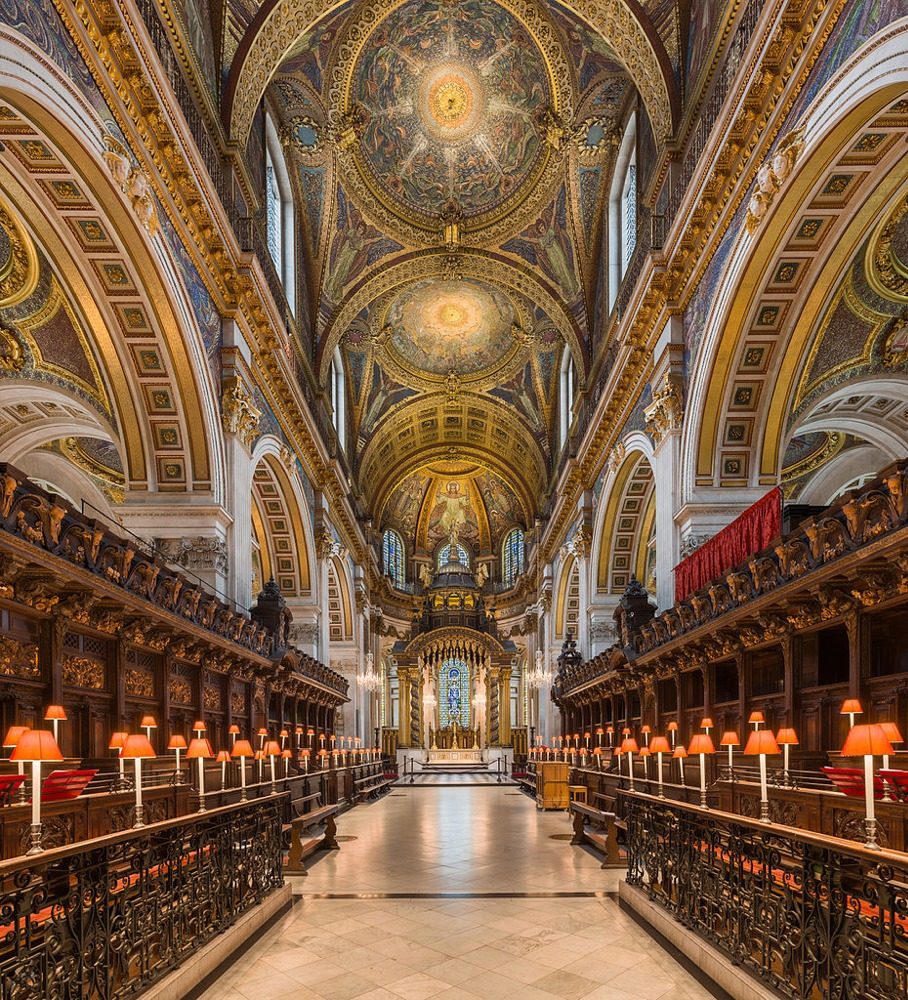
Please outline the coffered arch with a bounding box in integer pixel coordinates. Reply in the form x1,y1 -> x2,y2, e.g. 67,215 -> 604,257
595,446 -> 655,594
690,71 -> 908,494
0,65 -> 224,498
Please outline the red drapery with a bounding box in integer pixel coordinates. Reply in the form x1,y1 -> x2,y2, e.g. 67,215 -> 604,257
674,488 -> 782,603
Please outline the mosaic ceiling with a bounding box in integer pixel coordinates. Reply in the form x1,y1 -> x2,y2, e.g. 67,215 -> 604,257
343,0 -> 557,234
255,0 -> 683,542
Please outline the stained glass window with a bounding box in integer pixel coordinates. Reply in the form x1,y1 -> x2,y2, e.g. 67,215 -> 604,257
440,658 -> 470,728
502,527 -> 524,588
382,529 -> 404,588
437,542 -> 470,568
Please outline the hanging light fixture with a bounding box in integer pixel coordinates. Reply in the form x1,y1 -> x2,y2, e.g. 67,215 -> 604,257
358,652 -> 382,692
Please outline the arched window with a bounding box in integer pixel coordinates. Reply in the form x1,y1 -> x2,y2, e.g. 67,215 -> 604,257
440,658 -> 469,728
559,350 -> 575,453
264,116 -> 296,313
607,113 -> 637,311
330,350 -> 346,454
502,527 -> 525,588
382,530 -> 405,588
438,542 -> 470,568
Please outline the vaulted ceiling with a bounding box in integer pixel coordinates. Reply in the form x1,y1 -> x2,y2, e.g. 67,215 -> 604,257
217,0 -> 684,553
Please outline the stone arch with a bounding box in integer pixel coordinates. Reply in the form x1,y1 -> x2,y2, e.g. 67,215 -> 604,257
326,554 -> 354,644
554,553 -> 580,641
595,446 -> 655,594
687,26 -> 908,496
225,0 -> 676,150
0,45 -> 223,498
250,441 -> 316,599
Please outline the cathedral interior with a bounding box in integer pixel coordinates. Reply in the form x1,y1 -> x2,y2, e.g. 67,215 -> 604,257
0,0 -> 907,998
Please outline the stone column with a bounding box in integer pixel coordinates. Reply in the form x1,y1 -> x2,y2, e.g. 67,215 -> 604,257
488,667 -> 501,746
498,667 -> 512,745
408,668 -> 422,749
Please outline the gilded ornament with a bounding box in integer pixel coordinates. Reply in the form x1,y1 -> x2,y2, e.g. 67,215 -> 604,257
102,135 -> 160,236
0,327 -> 25,371
0,195 -> 38,308
0,636 -> 39,678
125,668 -> 154,698
62,655 -> 105,689
745,126 -> 806,234
221,377 -> 261,448
644,374 -> 683,443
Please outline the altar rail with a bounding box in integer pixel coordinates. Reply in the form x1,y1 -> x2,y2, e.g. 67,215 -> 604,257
623,790 -> 908,1000
0,795 -> 284,999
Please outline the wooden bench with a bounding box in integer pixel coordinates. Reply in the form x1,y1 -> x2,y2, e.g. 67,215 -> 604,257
284,800 -> 339,876
354,773 -> 395,802
570,802 -> 624,869
516,774 -> 536,796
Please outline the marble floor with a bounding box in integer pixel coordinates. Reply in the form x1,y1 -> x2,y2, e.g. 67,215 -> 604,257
195,787 -> 718,1000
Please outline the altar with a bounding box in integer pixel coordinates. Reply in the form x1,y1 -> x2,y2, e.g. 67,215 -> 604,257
426,748 -> 484,766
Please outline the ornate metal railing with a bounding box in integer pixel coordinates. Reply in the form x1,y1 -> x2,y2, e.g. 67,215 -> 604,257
623,790 -> 908,999
0,796 -> 285,998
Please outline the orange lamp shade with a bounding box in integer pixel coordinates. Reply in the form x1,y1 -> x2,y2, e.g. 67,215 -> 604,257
748,711 -> 765,724
649,737 -> 671,754
281,749 -> 292,759
592,747 -> 603,755
595,727 -> 604,735
216,750 -> 232,763
44,705 -> 67,722
743,731 -> 780,756
700,718 -> 714,729
300,749 -> 311,757
119,734 -> 156,759
254,750 -> 264,761
688,735 -> 716,755
167,735 -> 188,751
139,715 -> 157,728
307,728 -> 315,736
672,746 -> 688,759
606,726 -> 614,734
776,728 -> 799,746
295,726 -> 304,734
228,724 -> 240,735
187,738 -> 213,759
193,720 -> 206,732
231,740 -> 254,758
621,727 -> 631,736
880,722 -> 904,745
318,749 -> 329,756
639,746 -> 651,758
3,726 -> 29,748
719,731 -> 740,747
840,699 -> 864,716
667,722 -> 679,732
841,724 -> 893,757
573,733 -> 579,739
641,725 -> 651,734
279,729 -> 289,738
583,731 -> 591,738
613,746 -> 625,756
264,741 -> 281,757
11,730 -> 63,762
108,731 -> 128,750
620,738 -> 639,753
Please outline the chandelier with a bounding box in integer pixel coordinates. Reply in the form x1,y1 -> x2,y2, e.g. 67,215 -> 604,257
527,650 -> 553,689
358,653 -> 382,692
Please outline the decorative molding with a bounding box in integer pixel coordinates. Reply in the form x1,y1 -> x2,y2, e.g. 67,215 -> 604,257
101,135 -> 160,236
221,377 -> 261,448
62,654 -> 104,689
745,125 -> 806,234
156,536 -> 228,576
644,374 -> 683,444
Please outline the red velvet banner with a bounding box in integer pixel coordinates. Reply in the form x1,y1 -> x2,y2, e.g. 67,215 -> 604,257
674,488 -> 782,603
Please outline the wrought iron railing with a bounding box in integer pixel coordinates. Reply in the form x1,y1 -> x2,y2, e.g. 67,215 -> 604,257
0,796 -> 285,998
623,790 -> 908,999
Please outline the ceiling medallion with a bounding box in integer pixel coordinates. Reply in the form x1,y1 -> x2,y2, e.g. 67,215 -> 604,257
379,276 -> 527,388
327,0 -> 574,246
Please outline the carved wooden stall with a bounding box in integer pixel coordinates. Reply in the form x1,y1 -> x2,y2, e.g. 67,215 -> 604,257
0,465 -> 348,759
553,460 -> 908,809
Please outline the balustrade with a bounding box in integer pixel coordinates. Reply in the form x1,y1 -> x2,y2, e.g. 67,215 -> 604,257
0,796 -> 284,998
623,790 -> 908,999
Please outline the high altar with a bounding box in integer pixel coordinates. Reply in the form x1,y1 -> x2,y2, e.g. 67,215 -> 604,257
390,539 -> 518,759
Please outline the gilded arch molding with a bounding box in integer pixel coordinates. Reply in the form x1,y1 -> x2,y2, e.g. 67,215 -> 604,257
318,249 -> 586,382
225,0 -> 675,150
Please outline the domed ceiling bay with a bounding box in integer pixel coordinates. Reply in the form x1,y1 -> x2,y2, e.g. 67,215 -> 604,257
265,0 -> 654,568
